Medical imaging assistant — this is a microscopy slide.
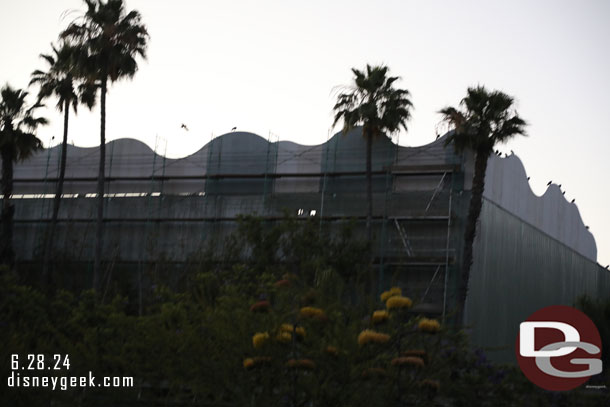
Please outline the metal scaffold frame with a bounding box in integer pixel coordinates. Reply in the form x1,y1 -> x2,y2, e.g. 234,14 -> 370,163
13,132 -> 458,318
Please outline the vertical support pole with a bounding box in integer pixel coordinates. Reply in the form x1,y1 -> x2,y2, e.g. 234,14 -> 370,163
153,138 -> 167,286
272,132 -> 278,216
442,187 -> 453,322
137,135 -> 159,315
319,128 -> 331,232
203,133 -> 214,250
38,137 -> 54,258
378,133 -> 399,294
263,131 -> 272,214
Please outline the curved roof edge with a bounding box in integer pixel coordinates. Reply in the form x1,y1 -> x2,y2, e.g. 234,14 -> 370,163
484,152 -> 597,261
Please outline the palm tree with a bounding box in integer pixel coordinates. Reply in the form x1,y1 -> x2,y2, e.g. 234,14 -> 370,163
439,85 -> 527,325
333,64 -> 413,243
30,42 -> 96,279
61,0 -> 149,289
0,85 -> 47,268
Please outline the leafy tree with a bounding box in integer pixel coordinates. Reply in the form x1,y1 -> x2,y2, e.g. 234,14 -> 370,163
333,64 -> 412,290
2,219 -> 608,406
439,86 -> 527,325
0,85 -> 47,268
61,0 -> 149,289
30,42 -> 96,280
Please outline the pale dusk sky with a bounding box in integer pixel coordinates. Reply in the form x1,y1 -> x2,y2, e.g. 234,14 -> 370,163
1,0 -> 609,266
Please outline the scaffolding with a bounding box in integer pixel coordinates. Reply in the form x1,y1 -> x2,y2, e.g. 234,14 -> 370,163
11,130 -> 459,316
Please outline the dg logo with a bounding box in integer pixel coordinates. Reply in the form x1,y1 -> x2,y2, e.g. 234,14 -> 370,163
516,305 -> 603,391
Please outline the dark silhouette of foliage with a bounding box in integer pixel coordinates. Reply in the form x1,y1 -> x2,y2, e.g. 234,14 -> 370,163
61,0 -> 149,290
333,64 -> 413,242
30,42 -> 97,280
0,85 -> 47,268
3,220 -> 606,406
439,86 -> 527,326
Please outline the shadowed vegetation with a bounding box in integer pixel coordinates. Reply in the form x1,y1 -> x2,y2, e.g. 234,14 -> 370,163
0,85 -> 47,268
61,0 -> 149,290
30,42 -> 97,280
439,86 -> 527,326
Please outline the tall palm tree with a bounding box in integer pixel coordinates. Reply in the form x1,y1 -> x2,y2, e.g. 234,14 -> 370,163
439,85 -> 527,325
30,42 -> 96,279
0,85 -> 47,268
333,64 -> 413,243
61,0 -> 149,289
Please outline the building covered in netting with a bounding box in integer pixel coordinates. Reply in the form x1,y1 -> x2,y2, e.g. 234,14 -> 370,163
7,129 -> 610,361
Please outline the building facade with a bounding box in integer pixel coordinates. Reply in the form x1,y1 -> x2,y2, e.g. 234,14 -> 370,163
7,129 -> 609,362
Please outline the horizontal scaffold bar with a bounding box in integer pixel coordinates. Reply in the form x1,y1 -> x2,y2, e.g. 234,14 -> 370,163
15,215 -> 450,223
12,168 -> 456,183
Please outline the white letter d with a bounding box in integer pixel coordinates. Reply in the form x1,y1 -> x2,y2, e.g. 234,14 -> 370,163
520,322 -> 579,357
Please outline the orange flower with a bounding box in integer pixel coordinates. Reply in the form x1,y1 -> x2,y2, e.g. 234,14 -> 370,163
325,346 -> 339,356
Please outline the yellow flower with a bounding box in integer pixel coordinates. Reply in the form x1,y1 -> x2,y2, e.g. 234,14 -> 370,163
418,318 -> 441,333
280,323 -> 306,337
276,331 -> 292,343
300,306 -> 326,320
371,310 -> 389,324
391,356 -> 425,368
243,356 -> 272,370
386,296 -> 413,310
357,329 -> 391,346
380,287 -> 402,302
286,358 -> 316,370
252,332 -> 270,348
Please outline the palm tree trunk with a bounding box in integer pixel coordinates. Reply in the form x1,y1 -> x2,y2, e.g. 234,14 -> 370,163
456,149 -> 489,326
0,146 -> 16,268
93,76 -> 107,290
43,100 -> 70,281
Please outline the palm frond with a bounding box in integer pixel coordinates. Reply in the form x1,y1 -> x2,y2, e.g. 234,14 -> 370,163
59,0 -> 149,86
0,85 -> 46,162
439,85 -> 527,153
332,64 -> 412,138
